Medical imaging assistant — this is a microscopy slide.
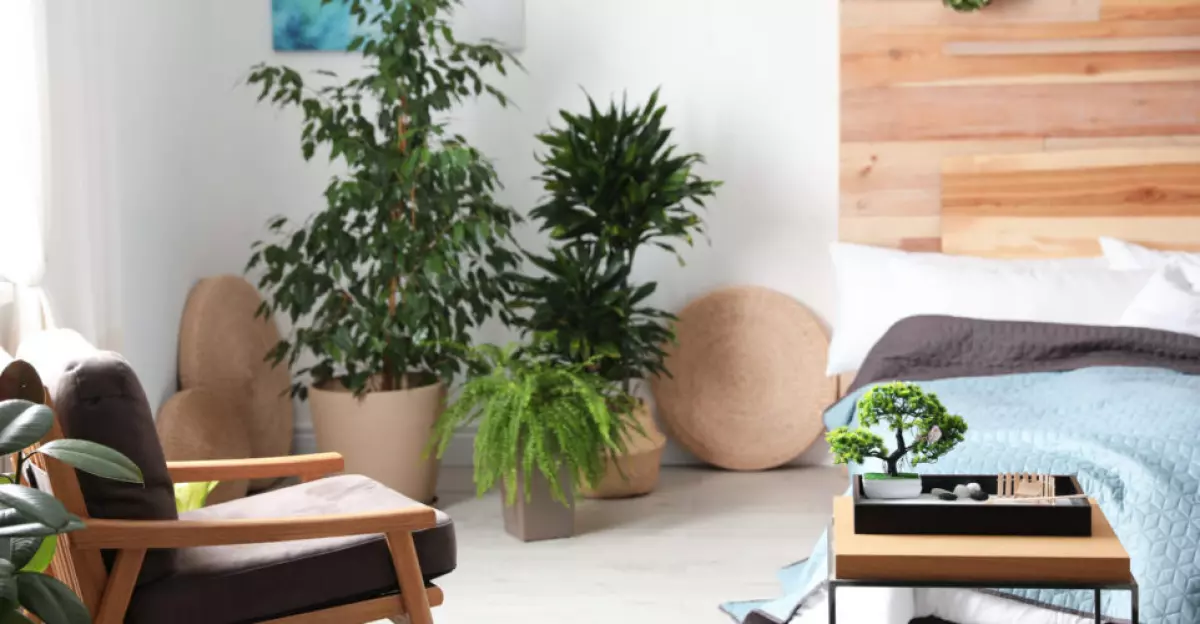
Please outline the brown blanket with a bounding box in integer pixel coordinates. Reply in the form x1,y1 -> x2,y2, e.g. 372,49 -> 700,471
849,315 -> 1200,394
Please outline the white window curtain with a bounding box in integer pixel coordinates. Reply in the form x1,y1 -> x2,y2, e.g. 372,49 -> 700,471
0,0 -> 54,354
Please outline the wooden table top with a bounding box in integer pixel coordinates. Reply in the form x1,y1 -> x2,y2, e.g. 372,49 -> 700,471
832,496 -> 1131,584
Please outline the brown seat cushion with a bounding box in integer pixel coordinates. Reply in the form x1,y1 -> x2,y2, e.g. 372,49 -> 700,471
53,352 -> 178,584
126,475 -> 457,624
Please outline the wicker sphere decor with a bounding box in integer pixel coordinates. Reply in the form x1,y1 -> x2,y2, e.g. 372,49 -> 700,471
651,286 -> 835,471
157,387 -> 254,505
179,276 -> 293,489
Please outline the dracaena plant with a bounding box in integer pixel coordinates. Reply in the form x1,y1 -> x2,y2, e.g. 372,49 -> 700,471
246,0 -> 522,398
0,399 -> 143,623
511,89 -> 721,395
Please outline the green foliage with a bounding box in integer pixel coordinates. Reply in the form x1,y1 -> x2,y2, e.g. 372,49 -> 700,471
943,0 -> 992,12
174,481 -> 220,513
428,344 -> 634,506
826,426 -> 884,466
826,382 -> 967,477
510,89 -> 721,393
0,399 -> 144,622
246,0 -> 522,397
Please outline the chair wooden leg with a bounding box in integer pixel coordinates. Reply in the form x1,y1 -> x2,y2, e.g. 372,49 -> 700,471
386,531 -> 433,624
95,549 -> 146,624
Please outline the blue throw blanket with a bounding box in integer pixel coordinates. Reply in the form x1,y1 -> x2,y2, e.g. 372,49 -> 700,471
726,366 -> 1200,624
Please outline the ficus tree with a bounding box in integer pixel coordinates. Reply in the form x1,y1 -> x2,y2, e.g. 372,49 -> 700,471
246,0 -> 522,398
510,89 -> 721,395
826,382 -> 968,477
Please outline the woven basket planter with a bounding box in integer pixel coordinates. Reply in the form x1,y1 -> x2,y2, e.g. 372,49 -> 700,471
580,400 -> 666,499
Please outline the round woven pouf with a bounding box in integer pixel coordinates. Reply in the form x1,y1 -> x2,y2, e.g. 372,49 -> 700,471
179,275 -> 293,490
157,387 -> 254,505
651,286 -> 835,471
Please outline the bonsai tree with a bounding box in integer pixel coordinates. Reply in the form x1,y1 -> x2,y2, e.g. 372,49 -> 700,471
428,344 -> 633,505
944,0 -> 992,11
0,398 -> 143,622
245,0 -> 522,398
510,89 -> 721,398
826,382 -> 967,477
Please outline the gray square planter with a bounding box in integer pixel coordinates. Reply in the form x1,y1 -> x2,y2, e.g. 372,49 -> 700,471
501,467 -> 574,542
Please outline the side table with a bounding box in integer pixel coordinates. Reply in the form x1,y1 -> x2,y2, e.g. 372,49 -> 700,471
827,497 -> 1137,624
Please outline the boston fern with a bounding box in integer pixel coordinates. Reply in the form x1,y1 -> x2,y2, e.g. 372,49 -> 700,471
0,399 -> 143,623
511,89 -> 720,393
429,345 -> 632,506
246,0 -> 521,397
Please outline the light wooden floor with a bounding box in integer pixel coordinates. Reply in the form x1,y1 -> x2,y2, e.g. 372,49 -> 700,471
418,466 -> 847,623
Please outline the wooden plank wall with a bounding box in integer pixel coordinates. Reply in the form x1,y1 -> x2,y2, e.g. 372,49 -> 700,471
841,0 -> 1200,252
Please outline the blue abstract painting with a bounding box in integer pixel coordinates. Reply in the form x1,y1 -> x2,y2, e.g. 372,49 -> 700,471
272,0 -> 380,51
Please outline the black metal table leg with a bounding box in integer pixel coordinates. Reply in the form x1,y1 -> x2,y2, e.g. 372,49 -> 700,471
828,582 -> 837,624
1130,582 -> 1139,624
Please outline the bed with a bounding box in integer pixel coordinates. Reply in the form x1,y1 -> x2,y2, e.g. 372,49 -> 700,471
724,145 -> 1200,624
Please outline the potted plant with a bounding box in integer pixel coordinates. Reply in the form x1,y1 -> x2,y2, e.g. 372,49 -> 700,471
511,89 -> 721,498
826,382 -> 968,500
0,397 -> 144,621
246,0 -> 521,503
428,344 -> 629,541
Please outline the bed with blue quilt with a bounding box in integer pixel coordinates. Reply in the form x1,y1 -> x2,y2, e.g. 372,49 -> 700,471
725,315 -> 1200,624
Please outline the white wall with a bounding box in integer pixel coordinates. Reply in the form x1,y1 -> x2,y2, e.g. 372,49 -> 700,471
43,1 -> 214,408
45,0 -> 840,465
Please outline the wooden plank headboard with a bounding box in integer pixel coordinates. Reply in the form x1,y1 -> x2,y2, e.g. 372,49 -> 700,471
840,0 -> 1200,255
942,147 -> 1200,257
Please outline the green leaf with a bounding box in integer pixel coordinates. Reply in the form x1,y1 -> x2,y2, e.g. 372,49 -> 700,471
36,439 -> 144,484
174,482 -> 219,513
0,486 -> 68,531
0,402 -> 53,455
16,572 -> 90,624
15,535 -> 56,573
0,560 -> 15,611
0,611 -> 34,624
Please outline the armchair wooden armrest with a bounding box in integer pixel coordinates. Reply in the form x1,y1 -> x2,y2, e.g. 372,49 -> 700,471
166,452 -> 344,484
71,505 -> 437,549
77,506 -> 439,624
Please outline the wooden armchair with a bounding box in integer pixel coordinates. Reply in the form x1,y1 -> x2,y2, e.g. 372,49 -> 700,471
2,355 -> 451,624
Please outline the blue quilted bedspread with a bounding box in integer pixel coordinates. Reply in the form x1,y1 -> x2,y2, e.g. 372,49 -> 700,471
730,366 -> 1200,624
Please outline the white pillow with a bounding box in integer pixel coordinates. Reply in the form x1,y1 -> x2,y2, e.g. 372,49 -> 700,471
1100,237 -> 1200,283
1119,266 -> 1200,338
827,243 -> 1151,375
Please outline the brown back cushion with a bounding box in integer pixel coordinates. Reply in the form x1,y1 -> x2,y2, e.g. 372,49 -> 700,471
54,352 -> 178,584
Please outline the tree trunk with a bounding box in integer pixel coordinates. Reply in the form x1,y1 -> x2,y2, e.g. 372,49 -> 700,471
885,427 -> 909,476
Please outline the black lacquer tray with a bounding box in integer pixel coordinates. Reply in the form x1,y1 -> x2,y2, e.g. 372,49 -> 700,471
852,474 -> 1092,537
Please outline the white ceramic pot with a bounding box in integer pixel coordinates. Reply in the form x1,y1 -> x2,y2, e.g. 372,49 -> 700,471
308,378 -> 445,503
861,475 -> 923,500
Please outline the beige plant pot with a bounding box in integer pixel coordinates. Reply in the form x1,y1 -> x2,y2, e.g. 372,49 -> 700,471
502,466 -> 574,542
308,378 -> 444,504
580,400 -> 667,499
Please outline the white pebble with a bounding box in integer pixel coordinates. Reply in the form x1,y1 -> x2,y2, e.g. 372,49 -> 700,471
953,484 -> 971,499
967,483 -> 982,494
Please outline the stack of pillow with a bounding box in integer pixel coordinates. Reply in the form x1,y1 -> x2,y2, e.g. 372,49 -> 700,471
827,239 -> 1200,376
1100,237 -> 1200,339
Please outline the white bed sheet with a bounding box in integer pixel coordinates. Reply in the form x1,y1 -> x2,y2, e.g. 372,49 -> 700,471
789,587 -> 1093,624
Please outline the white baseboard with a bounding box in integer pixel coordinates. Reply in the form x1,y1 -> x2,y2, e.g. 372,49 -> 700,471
294,424 -> 832,467
440,431 -> 478,466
